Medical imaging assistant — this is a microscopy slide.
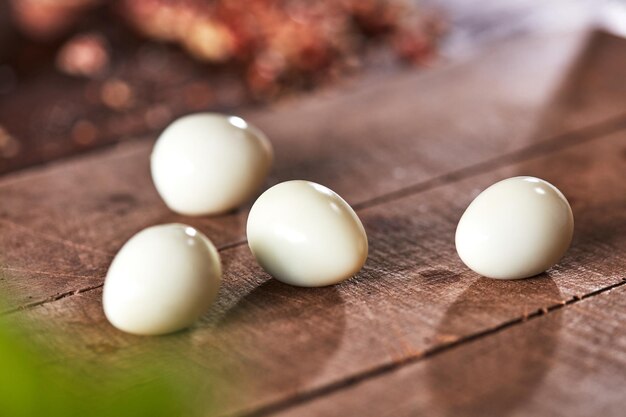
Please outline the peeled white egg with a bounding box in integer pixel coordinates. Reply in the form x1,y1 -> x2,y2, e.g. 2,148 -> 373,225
103,224 -> 221,335
455,176 -> 574,279
151,113 -> 273,216
247,180 -> 368,287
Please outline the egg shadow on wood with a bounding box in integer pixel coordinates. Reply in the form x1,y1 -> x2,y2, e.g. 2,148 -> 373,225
362,212 -> 458,281
217,279 -> 346,398
427,275 -> 562,417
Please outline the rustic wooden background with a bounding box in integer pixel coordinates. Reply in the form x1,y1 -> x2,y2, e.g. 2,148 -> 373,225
0,2 -> 625,416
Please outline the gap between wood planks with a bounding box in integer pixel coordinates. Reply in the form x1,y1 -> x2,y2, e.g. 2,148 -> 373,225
230,278 -> 626,417
0,283 -> 104,316
3,111 -> 626,317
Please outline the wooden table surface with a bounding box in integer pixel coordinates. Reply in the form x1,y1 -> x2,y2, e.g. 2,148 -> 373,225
1,24 -> 626,417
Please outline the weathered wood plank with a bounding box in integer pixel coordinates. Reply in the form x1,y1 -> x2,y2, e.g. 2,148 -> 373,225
0,217 -> 110,314
4,128 -> 624,416
273,284 -> 626,417
0,31 -> 611,310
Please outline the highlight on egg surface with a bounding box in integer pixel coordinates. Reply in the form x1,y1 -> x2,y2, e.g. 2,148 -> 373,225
151,113 -> 273,216
455,176 -> 574,280
247,180 -> 368,287
103,223 -> 222,335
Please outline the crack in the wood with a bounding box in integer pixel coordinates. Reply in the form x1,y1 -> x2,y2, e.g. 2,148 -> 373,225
0,237 -> 249,317
218,238 -> 248,251
208,112 -> 626,256
228,278 -> 626,417
0,283 -> 104,316
352,113 -> 626,211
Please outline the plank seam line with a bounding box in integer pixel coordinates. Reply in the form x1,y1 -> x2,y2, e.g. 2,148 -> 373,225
4,112 -> 626,315
0,240 -> 244,316
229,277 -> 626,417
0,283 -> 104,316
352,112 -> 626,211
218,110 -> 626,253
3,106 -> 626,262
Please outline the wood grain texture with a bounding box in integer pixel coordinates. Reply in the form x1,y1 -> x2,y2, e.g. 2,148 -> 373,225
0,31 -> 604,310
3,126 -> 624,416
274,284 -> 626,417
0,28 -> 625,417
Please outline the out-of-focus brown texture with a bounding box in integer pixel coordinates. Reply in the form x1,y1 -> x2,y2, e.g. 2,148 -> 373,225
1,0 -> 607,176
118,0 -> 442,94
55,32 -> 110,77
0,0 -> 444,175
8,0 -> 102,41
8,0 -> 442,95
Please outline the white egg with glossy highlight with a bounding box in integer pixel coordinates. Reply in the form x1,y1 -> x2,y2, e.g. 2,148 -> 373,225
103,224 -> 221,335
151,113 -> 273,216
455,176 -> 574,279
247,180 -> 368,287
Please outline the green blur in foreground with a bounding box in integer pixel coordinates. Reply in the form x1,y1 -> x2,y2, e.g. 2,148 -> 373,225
0,311 -> 207,417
